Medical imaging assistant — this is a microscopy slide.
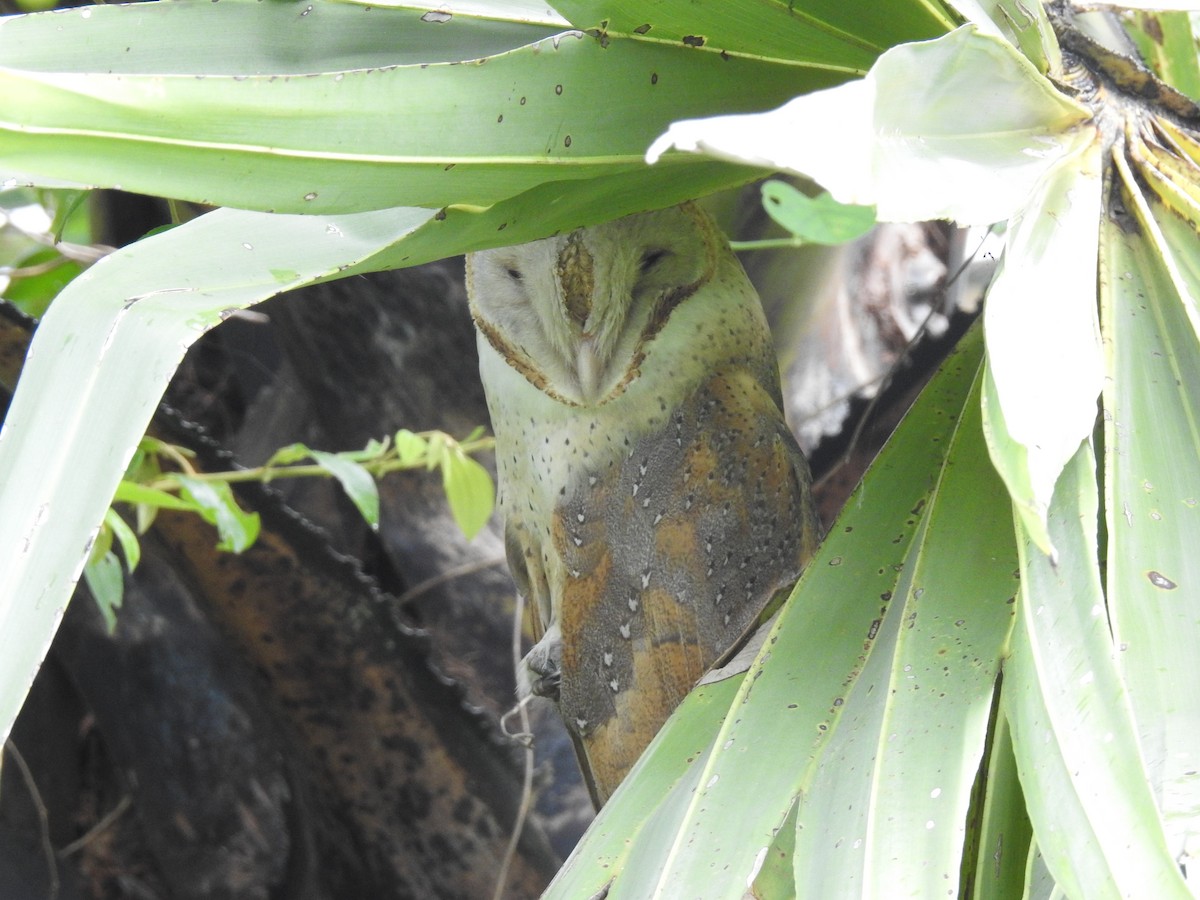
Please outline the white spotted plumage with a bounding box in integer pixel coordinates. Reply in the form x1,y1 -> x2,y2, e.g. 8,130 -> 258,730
467,203 -> 819,806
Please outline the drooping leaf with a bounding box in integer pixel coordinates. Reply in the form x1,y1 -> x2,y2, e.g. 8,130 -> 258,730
1100,171 -> 1200,881
648,25 -> 1093,226
1002,444 -> 1189,900
440,448 -> 495,540
104,507 -> 141,573
0,0 -> 839,214
82,551 -> 124,634
981,141 -> 1104,557
969,712 -> 1033,900
176,476 -> 261,553
263,442 -> 316,468
552,0 -> 956,70
789,334 -> 1016,898
1125,11 -> 1200,103
112,481 -> 202,513
311,450 -> 381,530
393,429 -> 429,466
759,181 -> 875,245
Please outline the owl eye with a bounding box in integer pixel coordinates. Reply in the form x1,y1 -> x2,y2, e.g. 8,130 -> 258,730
639,248 -> 670,274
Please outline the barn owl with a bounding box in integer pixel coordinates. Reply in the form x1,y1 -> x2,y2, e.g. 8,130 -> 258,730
467,202 -> 820,807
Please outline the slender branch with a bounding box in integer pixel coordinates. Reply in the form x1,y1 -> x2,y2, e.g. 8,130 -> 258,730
135,432 -> 494,495
394,556 -> 506,608
4,740 -> 59,900
493,590 -> 537,900
58,794 -> 133,859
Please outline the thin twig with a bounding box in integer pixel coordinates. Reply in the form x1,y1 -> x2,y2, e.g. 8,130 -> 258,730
727,237 -> 809,252
58,794 -> 133,859
492,590 -> 537,900
393,556 -> 506,608
4,739 -> 59,900
140,435 -> 495,493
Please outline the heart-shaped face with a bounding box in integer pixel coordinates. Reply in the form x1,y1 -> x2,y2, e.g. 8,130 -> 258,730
468,202 -> 820,807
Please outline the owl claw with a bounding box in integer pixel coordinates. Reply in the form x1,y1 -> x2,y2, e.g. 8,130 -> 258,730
517,622 -> 562,702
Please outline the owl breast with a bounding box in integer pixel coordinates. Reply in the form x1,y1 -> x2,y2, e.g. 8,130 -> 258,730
551,366 -> 816,804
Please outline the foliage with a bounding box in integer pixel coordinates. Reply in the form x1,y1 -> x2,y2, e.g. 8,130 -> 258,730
1,1 -> 1198,897
77,429 -> 496,629
727,181 -> 877,251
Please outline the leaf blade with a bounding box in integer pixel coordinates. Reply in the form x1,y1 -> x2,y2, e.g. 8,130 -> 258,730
311,450 -> 381,530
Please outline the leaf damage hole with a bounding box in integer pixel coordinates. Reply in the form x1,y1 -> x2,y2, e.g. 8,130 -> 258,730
1147,570 -> 1178,590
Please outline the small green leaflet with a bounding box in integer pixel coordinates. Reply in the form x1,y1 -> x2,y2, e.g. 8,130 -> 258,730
82,551 -> 124,634
104,507 -> 141,573
263,441 -> 314,467
311,450 -> 381,531
393,429 -> 429,467
176,475 -> 261,553
112,480 -> 202,512
440,447 -> 495,541
760,181 -> 875,244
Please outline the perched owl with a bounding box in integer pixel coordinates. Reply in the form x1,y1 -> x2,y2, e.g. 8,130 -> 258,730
467,203 -> 820,807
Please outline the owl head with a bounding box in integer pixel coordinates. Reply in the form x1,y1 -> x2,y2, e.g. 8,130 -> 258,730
466,203 -> 720,406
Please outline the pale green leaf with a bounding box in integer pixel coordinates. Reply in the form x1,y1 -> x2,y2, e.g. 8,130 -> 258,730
1001,443 -> 1189,899
552,0 -> 957,70
1119,0 -> 1200,9
0,0 -> 565,74
1022,841 -> 1062,900
749,801 -> 798,899
0,0 -> 834,214
791,338 -> 1017,898
393,429 -> 429,466
86,516 -> 113,567
325,0 -> 569,26
263,442 -> 315,467
112,481 -> 201,513
1101,178 -> 1200,879
338,437 -> 388,463
0,205 -> 433,745
440,449 -> 494,540
82,551 -> 123,634
1125,12 -> 1200,103
104,507 -> 141,573
176,476 -> 261,553
970,713 -> 1033,900
311,450 -> 381,530
648,25 -> 1093,225
982,141 -> 1104,557
955,1 -> 1059,75
759,181 -> 876,245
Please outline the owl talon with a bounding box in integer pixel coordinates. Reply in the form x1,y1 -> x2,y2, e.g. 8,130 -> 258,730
517,622 -> 562,702
530,667 -> 561,699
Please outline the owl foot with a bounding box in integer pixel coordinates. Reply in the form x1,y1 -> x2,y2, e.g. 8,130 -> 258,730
517,622 -> 562,702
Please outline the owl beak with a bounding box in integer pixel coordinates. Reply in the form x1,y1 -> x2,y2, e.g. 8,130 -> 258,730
576,334 -> 601,403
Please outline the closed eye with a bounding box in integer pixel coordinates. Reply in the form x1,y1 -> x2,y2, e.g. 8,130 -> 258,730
639,248 -> 669,274
505,267 -> 523,281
